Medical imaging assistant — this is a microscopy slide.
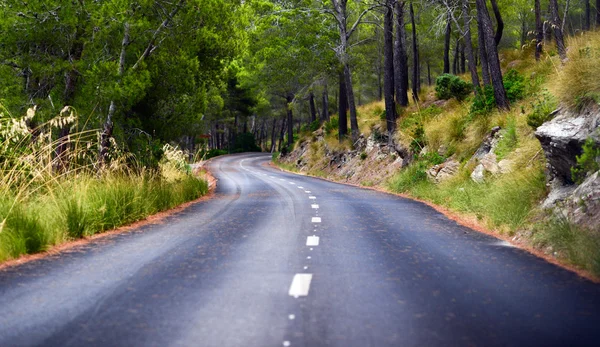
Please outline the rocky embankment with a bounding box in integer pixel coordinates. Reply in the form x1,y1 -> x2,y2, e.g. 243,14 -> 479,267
280,104 -> 600,233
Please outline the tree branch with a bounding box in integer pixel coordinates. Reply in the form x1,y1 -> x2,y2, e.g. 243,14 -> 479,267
347,4 -> 381,40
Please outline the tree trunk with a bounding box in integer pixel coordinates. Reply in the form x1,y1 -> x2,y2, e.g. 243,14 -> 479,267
322,82 -> 330,122
443,10 -> 452,74
427,62 -> 431,85
475,0 -> 509,110
342,64 -> 359,141
549,0 -> 567,61
596,0 -> 600,26
520,19 -> 527,48
309,92 -> 317,123
270,118 -> 277,152
384,0 -> 397,135
584,0 -> 590,31
286,93 -> 294,148
462,0 -> 480,91
490,0 -> 504,46
100,22 -> 129,166
278,117 -> 286,152
409,2 -> 419,102
477,18 -> 491,87
452,38 -> 459,75
338,70 -> 348,142
394,1 -> 409,107
562,0 -> 571,32
535,0 -> 543,61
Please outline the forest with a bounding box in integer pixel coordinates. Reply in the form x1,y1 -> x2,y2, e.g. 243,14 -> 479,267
1,0 -> 595,160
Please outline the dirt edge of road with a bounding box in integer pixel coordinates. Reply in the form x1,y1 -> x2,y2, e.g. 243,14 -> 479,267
0,166 -> 218,272
269,161 -> 600,284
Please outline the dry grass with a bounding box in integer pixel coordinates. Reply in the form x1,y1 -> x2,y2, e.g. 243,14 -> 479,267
551,31 -> 600,110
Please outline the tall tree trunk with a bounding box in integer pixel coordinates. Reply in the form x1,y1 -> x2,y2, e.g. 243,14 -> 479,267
584,0 -> 590,31
520,19 -> 527,48
309,92 -> 317,123
549,0 -> 567,61
384,0 -> 396,135
462,0 -> 480,91
322,82 -> 330,122
427,62 -> 431,85
338,70 -> 348,142
443,10 -> 452,74
452,38 -> 459,75
562,0 -> 571,32
477,18 -> 491,86
286,93 -> 294,148
100,22 -> 129,166
535,0 -> 543,60
409,2 -> 419,102
394,0 -> 409,107
490,0 -> 504,46
596,0 -> 600,26
278,117 -> 286,152
475,0 -> 509,110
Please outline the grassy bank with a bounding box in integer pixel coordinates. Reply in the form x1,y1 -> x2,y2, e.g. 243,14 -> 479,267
277,32 -> 600,278
0,106 -> 209,263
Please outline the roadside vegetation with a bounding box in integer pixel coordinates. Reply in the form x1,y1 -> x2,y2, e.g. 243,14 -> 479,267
0,106 -> 208,263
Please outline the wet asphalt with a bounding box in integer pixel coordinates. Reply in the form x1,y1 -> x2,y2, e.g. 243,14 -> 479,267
0,153 -> 599,347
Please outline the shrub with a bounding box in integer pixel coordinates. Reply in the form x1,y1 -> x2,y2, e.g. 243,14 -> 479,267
309,119 -> 321,132
526,91 -> 557,129
503,69 -> 526,102
360,152 -> 368,160
470,86 -> 496,116
324,116 -> 339,135
571,138 -> 600,184
495,117 -> 518,160
435,74 -> 472,101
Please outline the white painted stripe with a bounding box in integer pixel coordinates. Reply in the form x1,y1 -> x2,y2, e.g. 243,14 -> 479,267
303,266 -> 308,270
311,204 -> 319,209
309,196 -> 316,199
280,179 -> 285,181
305,191 -> 311,193
288,314 -> 295,320
298,186 -> 304,189
289,182 -> 295,185
288,274 -> 313,297
307,256 -> 311,259
306,235 -> 320,246
311,217 -> 321,223
283,341 -> 291,347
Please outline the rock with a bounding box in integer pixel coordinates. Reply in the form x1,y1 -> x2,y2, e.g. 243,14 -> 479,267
468,126 -> 502,165
427,159 -> 460,183
498,159 -> 514,174
471,164 -> 485,183
563,171 -> 600,230
419,146 -> 429,157
437,144 -> 449,156
535,105 -> 600,183
480,152 -> 500,174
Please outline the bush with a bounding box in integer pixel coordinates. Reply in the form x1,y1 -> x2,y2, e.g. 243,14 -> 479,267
410,124 -> 426,153
503,69 -> 526,102
470,86 -> 496,116
526,91 -> 557,129
571,138 -> 600,184
435,74 -> 472,101
324,116 -> 339,135
233,132 -> 261,153
360,152 -> 368,160
495,117 -> 518,160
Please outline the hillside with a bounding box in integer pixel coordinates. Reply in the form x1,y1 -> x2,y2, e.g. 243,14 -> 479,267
276,32 -> 600,279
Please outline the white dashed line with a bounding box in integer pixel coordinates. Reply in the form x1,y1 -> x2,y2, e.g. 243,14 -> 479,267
288,314 -> 295,320
303,266 -> 308,270
288,274 -> 313,297
298,186 -> 304,189
309,196 -> 316,200
283,341 -> 291,347
307,256 -> 312,259
306,235 -> 320,246
289,182 -> 295,185
311,204 -> 319,209
311,217 -> 321,223
305,191 -> 311,193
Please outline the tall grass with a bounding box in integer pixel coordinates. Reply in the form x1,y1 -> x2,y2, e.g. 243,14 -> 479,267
0,105 -> 208,263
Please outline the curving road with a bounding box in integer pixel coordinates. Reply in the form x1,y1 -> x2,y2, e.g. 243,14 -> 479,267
1,153 -> 600,346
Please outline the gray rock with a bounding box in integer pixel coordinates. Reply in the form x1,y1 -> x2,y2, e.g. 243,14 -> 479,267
427,159 -> 460,183
471,164 -> 485,183
565,171 -> 600,230
542,179 -> 576,209
498,159 -> 514,174
535,105 -> 600,183
468,126 -> 502,166
480,152 -> 500,174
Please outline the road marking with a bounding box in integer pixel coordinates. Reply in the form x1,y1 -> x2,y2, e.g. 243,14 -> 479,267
298,186 -> 304,189
283,341 -> 291,347
305,190 -> 311,193
306,235 -> 320,246
280,179 -> 285,181
307,256 -> 311,259
311,217 -> 321,223
288,274 -> 313,297
289,182 -> 295,185
311,204 -> 319,209
303,266 -> 308,270
270,176 -> 275,178
309,196 -> 316,199
288,314 -> 295,320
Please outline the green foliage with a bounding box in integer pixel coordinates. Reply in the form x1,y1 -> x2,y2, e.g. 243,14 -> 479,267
387,161 -> 430,192
495,117 -> 518,160
435,74 -> 472,101
199,149 -> 228,160
571,138 -> 600,184
470,86 -> 496,116
324,116 -> 339,135
410,124 -> 426,153
526,91 -> 557,129
503,69 -> 526,102
360,152 -> 368,160
233,132 -> 261,153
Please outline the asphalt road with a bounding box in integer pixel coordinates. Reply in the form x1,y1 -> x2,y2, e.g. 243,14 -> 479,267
1,153 -> 600,347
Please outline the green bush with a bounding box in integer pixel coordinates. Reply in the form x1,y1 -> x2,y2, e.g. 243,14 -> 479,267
233,132 -> 261,153
388,161 -> 429,192
527,91 -> 557,129
503,69 -> 526,102
410,124 -> 426,153
571,138 -> 600,183
435,74 -> 472,101
495,117 -> 518,160
324,116 -> 339,135
470,86 -> 496,116
360,152 -> 368,160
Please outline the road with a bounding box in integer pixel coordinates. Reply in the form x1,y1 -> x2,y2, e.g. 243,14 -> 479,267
1,153 -> 599,347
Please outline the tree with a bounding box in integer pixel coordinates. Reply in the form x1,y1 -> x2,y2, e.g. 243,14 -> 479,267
394,1 -> 410,107
548,0 -> 567,61
383,0 -> 396,135
475,0 -> 509,110
535,0 -> 543,61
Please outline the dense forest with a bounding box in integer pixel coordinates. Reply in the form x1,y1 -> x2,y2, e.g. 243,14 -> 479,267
0,0 -> 597,162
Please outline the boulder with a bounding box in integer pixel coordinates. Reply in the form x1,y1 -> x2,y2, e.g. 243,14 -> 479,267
428,159 -> 460,183
560,171 -> 600,231
498,159 -> 514,174
471,164 -> 485,183
468,126 -> 502,166
535,106 -> 600,183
